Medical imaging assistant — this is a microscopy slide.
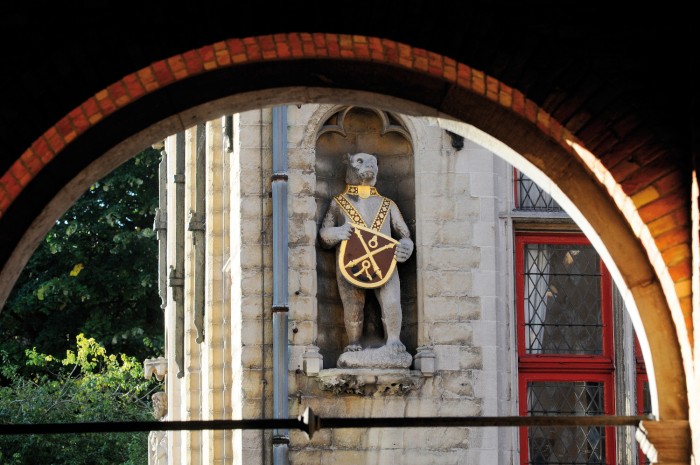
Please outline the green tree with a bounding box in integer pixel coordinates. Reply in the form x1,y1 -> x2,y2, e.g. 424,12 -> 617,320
0,334 -> 161,465
1,148 -> 163,369
0,148 -> 163,374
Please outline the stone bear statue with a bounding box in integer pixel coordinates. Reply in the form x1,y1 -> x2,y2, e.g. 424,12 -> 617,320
319,152 -> 414,367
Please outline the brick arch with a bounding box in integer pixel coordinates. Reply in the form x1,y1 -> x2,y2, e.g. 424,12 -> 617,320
0,34 -> 691,424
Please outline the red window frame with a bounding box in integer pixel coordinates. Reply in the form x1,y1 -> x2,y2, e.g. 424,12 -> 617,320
635,337 -> 650,464
516,232 -> 616,465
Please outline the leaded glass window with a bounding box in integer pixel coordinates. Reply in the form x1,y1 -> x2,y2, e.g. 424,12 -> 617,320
517,233 -> 615,465
515,170 -> 563,211
527,381 -> 606,464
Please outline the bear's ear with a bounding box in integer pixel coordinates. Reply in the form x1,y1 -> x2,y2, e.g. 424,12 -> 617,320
343,153 -> 352,165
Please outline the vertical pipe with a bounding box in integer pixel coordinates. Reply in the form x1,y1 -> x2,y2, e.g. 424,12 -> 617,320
271,106 -> 289,465
190,123 -> 206,343
154,143 -> 168,311
260,110 -> 268,465
172,131 -> 186,379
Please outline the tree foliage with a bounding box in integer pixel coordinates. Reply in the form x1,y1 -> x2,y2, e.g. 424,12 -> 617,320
1,148 -> 164,368
0,334 -> 161,465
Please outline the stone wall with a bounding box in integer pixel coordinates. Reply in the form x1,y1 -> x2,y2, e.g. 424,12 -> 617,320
161,104 -> 519,464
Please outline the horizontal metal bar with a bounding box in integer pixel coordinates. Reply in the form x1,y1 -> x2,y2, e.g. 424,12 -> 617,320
0,419 -> 307,436
0,408 -> 653,439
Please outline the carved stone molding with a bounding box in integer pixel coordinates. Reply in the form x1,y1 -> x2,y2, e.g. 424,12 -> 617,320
144,356 -> 168,382
316,368 -> 423,396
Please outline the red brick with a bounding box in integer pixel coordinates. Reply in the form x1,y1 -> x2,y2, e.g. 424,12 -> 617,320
82,97 -> 102,123
0,190 -> 11,215
107,82 -> 130,107
9,160 -> 30,186
667,259 -> 692,282
302,38 -> 316,57
661,243 -> 691,266
313,33 -> 327,48
620,157 -> 676,193
354,43 -> 370,60
339,34 -> 353,49
167,55 -> 188,80
137,67 -> 160,92
287,34 -> 304,58
612,114 -> 643,139
655,226 -> 691,252
31,137 -> 53,164
213,41 -> 231,66
259,35 -> 275,53
275,41 -> 291,59
511,90 -> 525,115
654,172 -> 684,196
367,37 -> 383,54
198,45 -> 216,70
456,64 -> 471,89
0,172 -> 22,199
227,39 -> 245,56
326,35 -> 340,56
183,50 -> 203,75
68,107 -> 90,134
414,55 -> 428,72
576,117 -> 609,149
55,115 -> 76,142
244,39 -> 261,61
549,118 -> 565,143
472,69 -> 485,95
609,159 -> 640,182
95,90 -> 117,115
122,74 -> 146,99
19,150 -> 44,175
648,208 -> 689,237
606,129 -> 652,168
486,76 -> 499,102
524,99 -> 537,124
638,190 -> 688,223
498,82 -> 513,107
443,63 -> 456,81
45,128 -> 66,153
536,109 -> 551,133
151,61 -> 175,86
630,144 -> 666,166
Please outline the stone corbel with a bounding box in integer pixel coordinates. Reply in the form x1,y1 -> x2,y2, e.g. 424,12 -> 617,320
144,356 -> 168,382
302,345 -> 323,376
636,419 -> 691,464
413,346 -> 436,376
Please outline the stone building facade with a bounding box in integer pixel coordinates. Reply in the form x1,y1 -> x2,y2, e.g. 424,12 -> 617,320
152,104 -> 643,465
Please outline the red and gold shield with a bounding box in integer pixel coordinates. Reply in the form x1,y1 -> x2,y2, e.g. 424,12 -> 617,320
338,223 -> 398,289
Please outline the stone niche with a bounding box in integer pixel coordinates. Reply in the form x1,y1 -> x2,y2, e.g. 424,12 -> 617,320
314,106 -> 417,370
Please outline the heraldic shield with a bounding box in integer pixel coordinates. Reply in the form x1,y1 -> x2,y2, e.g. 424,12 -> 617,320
338,223 -> 399,289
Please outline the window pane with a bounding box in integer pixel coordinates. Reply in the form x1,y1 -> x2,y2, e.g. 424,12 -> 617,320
516,171 -> 562,211
524,243 -> 603,354
527,381 -> 606,464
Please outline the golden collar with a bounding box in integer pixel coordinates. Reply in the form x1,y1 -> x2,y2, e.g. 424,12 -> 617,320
343,184 -> 380,199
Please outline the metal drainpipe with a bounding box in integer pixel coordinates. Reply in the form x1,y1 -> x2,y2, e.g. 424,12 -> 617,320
271,106 -> 290,465
171,131 -> 186,379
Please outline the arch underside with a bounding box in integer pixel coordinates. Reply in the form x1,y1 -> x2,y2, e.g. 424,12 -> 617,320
0,55 -> 690,426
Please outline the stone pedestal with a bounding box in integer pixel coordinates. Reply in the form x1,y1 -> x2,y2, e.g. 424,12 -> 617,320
336,345 -> 412,369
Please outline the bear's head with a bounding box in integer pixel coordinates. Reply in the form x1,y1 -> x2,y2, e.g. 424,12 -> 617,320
345,152 -> 378,186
